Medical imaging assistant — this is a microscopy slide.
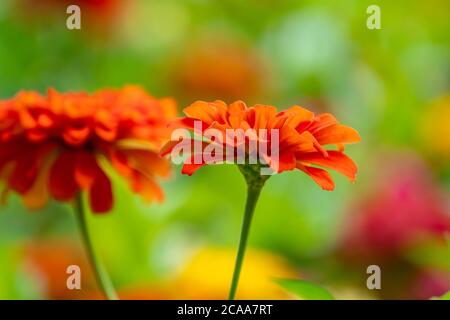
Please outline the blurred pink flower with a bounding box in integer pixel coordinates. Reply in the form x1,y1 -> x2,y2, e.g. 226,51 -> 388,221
342,152 -> 450,258
337,152 -> 449,299
409,270 -> 449,300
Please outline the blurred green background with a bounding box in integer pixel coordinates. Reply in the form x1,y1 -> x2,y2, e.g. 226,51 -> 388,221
0,0 -> 448,299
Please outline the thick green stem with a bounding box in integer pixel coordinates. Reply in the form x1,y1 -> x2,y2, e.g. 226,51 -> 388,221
229,165 -> 267,300
74,194 -> 118,300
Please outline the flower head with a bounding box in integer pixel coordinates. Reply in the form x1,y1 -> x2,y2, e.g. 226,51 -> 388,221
0,86 -> 176,213
162,100 -> 360,190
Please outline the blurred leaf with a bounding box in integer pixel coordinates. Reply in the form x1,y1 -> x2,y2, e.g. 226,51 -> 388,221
275,279 -> 334,300
404,238 -> 450,270
431,291 -> 450,300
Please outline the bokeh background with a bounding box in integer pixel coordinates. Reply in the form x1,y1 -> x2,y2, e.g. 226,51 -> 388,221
0,0 -> 449,299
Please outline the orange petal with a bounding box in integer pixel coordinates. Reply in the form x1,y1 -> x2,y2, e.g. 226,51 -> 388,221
279,126 -> 305,150
22,155 -> 54,210
19,109 -> 38,129
108,148 -> 133,178
267,151 -> 296,173
8,153 -> 38,194
74,151 -> 99,189
160,138 -> 210,161
95,118 -> 117,142
228,100 -> 247,113
9,144 -> 55,194
128,171 -> 164,203
297,163 -> 335,191
167,117 -> 198,131
160,139 -> 184,157
248,105 -> 277,129
127,150 -> 171,179
89,166 -> 113,213
26,128 -> 48,143
228,101 -> 247,129
308,113 -> 338,133
314,124 -> 361,146
139,175 -> 164,203
181,155 -> 206,176
0,143 -> 22,176
184,101 -> 224,125
37,113 -> 53,128
291,131 -> 328,157
49,151 -> 78,201
280,106 -> 314,129
63,125 -> 91,146
296,151 -> 357,181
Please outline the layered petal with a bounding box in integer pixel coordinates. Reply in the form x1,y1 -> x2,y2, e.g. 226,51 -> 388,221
313,124 -> 361,146
164,100 -> 359,192
74,151 -> 99,189
297,164 -> 335,191
49,151 -> 78,201
296,151 -> 358,181
181,155 -> 207,176
89,166 -> 113,213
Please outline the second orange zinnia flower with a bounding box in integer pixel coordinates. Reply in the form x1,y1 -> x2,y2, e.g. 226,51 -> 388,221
0,86 -> 176,213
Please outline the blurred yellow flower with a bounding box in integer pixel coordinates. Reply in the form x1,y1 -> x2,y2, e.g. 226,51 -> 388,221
172,247 -> 298,300
421,95 -> 450,162
23,239 -> 298,300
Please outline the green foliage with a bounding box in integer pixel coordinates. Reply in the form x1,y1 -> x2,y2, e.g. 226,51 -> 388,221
432,291 -> 450,300
275,279 -> 335,300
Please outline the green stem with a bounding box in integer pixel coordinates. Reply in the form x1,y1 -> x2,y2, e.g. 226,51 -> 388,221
228,182 -> 263,300
74,194 -> 118,300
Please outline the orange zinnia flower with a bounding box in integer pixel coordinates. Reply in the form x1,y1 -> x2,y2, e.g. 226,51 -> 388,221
161,100 -> 360,300
0,86 -> 176,213
162,100 -> 360,190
